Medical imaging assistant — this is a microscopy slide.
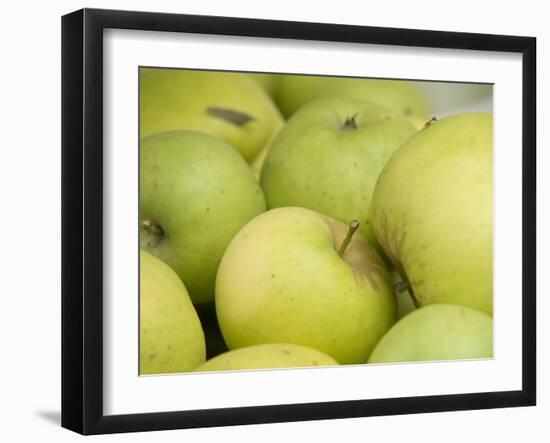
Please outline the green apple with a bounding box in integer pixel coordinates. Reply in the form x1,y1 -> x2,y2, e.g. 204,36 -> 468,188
140,68 -> 283,161
371,113 -> 493,315
195,343 -> 338,372
215,207 -> 397,364
140,131 -> 266,305
260,97 -> 417,253
273,74 -> 429,120
368,304 -> 493,363
140,250 -> 206,374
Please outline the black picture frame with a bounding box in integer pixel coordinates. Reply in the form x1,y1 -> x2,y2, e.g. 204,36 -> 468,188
61,8 -> 537,435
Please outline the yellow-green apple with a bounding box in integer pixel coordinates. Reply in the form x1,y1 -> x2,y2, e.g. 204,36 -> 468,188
260,98 -> 417,253
273,74 -> 429,121
195,343 -> 338,372
368,304 -> 493,363
140,250 -> 206,374
140,68 -> 283,161
215,207 -> 397,364
371,113 -> 493,315
140,131 -> 266,305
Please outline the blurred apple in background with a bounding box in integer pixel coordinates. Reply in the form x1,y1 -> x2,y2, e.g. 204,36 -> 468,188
371,113 -> 493,315
140,250 -> 206,374
195,343 -> 338,372
368,304 -> 493,363
216,207 -> 397,364
261,97 -> 417,255
273,75 -> 429,123
140,68 -> 283,161
140,131 -> 266,306
247,72 -> 276,96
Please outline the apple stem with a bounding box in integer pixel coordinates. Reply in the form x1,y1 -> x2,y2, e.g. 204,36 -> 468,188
394,279 -> 420,309
141,219 -> 164,238
422,116 -> 438,129
341,114 -> 359,131
338,220 -> 360,257
408,290 -> 420,309
394,280 -> 410,293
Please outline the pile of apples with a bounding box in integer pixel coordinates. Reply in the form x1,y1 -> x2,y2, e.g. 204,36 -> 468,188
139,69 -> 493,375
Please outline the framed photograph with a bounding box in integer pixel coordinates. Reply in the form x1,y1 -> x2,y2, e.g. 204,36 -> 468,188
61,8 -> 536,435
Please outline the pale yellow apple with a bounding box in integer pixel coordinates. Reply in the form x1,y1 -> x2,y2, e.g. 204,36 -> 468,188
368,304 -> 493,363
140,68 -> 283,161
215,207 -> 397,364
195,343 -> 338,372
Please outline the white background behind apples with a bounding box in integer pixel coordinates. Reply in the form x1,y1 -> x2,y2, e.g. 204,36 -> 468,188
0,0 -> 546,441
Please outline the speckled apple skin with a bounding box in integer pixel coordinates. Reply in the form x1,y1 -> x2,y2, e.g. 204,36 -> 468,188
140,250 -> 206,374
140,131 -> 266,305
215,207 -> 397,364
261,97 -> 417,254
371,113 -> 493,315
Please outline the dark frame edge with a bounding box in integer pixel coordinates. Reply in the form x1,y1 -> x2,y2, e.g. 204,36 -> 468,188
521,36 -> 537,406
61,8 -> 537,435
84,389 -> 534,435
61,8 -> 85,435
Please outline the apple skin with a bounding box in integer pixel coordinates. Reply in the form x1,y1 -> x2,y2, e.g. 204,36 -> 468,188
195,343 -> 338,372
140,250 -> 206,374
215,207 -> 397,364
371,113 -> 493,315
140,131 -> 266,305
140,68 -> 283,161
273,75 -> 429,120
260,98 -> 417,252
368,304 -> 493,363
